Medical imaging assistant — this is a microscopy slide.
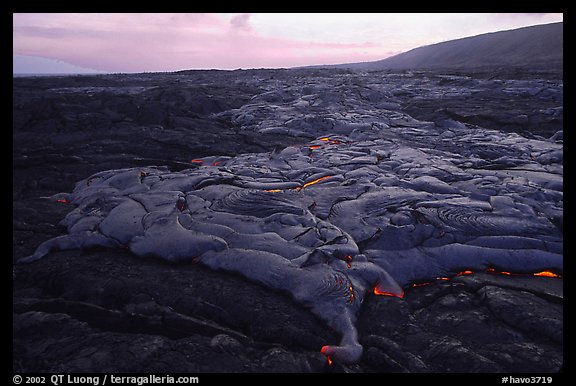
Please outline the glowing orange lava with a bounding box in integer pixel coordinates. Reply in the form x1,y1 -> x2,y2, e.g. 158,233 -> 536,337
320,345 -> 334,366
345,255 -> 353,268
347,285 -> 356,303
55,199 -> 69,204
484,267 -> 562,278
316,137 -> 347,145
533,270 -> 562,278
263,176 -> 334,193
301,175 -> 332,189
191,159 -> 203,164
374,287 -> 405,299
309,145 -> 322,150
411,282 -> 434,288
387,267 -> 562,299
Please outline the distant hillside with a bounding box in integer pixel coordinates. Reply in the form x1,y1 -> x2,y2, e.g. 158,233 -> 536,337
316,22 -> 562,71
13,55 -> 106,75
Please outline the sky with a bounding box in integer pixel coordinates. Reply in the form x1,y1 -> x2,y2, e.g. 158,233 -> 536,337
13,13 -> 563,74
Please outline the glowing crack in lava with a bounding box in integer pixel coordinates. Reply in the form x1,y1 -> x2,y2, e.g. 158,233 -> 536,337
264,175 -> 334,193
20,129 -> 563,365
319,137 -> 347,145
345,255 -> 353,269
299,175 -> 333,190
373,282 -> 405,298
400,268 -> 562,291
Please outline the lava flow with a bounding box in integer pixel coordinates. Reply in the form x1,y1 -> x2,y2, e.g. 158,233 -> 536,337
319,137 -> 346,145
308,137 -> 345,154
190,159 -> 221,166
265,175 -> 334,193
485,267 -> 563,278
405,267 -> 562,291
298,175 -> 333,191
533,270 -> 561,278
176,197 -> 187,212
372,267 -> 561,299
347,284 -> 356,303
345,255 -> 353,268
373,284 -> 405,299
320,346 -> 333,366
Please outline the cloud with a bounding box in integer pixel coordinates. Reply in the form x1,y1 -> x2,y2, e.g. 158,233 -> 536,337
13,13 -> 389,71
230,14 -> 252,33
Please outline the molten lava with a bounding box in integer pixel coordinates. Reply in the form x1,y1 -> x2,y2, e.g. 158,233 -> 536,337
318,137 -> 345,145
348,284 -> 355,303
400,267 -> 562,296
485,267 -> 562,278
320,346 -> 333,366
533,270 -> 561,278
55,199 -> 69,204
300,175 -> 333,190
411,281 -> 434,288
176,197 -> 187,212
379,267 -> 561,300
263,176 -> 334,193
345,255 -> 353,268
373,286 -> 405,299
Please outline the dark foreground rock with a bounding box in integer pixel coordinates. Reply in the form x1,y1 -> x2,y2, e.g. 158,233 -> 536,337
13,231 -> 563,373
13,68 -> 562,373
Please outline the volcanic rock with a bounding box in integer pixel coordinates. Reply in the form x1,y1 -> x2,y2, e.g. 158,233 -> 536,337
13,67 -> 562,373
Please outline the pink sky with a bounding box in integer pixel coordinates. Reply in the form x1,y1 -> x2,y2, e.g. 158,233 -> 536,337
13,13 -> 563,73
